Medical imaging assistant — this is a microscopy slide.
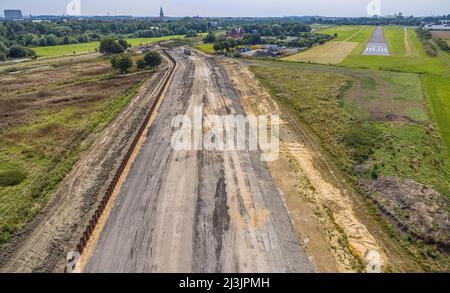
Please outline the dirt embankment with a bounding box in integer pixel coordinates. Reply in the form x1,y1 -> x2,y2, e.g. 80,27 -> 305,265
365,177 -> 450,249
222,59 -> 403,272
0,54 -> 172,273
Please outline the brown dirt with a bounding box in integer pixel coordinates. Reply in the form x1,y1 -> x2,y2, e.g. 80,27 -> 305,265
365,176 -> 450,249
0,53 -> 172,273
431,31 -> 450,40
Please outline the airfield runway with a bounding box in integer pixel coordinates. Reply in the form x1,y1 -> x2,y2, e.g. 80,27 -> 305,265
364,27 -> 390,56
85,48 -> 314,273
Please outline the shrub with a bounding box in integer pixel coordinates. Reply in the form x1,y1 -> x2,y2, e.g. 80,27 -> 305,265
0,40 -> 7,54
0,51 -> 6,61
0,170 -> 27,187
7,45 -> 27,58
143,51 -> 162,69
136,58 -> 147,69
203,32 -> 216,43
110,54 -> 133,74
341,123 -> 381,163
435,38 -> 450,52
25,47 -> 37,59
99,37 -> 125,55
118,39 -> 130,49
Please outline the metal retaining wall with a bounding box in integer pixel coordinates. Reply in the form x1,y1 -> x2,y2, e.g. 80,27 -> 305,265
65,49 -> 176,272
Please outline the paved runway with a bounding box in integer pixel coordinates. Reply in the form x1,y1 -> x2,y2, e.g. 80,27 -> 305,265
364,27 -> 390,56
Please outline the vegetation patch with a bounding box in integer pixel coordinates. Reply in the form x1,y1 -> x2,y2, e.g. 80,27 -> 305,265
0,57 -> 150,248
0,170 -> 27,187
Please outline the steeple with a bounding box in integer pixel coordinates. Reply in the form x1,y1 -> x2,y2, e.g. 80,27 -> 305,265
159,6 -> 165,21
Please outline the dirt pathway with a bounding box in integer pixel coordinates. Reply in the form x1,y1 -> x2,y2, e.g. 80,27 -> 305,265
404,28 -> 412,56
84,48 -> 314,273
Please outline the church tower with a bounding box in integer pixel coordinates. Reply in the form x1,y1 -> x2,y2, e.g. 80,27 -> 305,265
159,6 -> 165,21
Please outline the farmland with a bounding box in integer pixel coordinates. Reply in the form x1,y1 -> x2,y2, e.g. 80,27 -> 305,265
193,43 -> 215,54
0,56 -> 154,247
282,26 -> 375,64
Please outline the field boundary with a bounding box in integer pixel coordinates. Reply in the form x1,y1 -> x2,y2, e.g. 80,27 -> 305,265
65,49 -> 176,272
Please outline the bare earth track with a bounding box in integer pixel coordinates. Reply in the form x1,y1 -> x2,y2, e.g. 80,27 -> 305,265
85,48 -> 314,273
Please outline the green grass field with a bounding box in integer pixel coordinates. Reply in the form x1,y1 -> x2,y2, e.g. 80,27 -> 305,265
316,25 -> 366,41
33,35 -> 185,58
422,73 -> 450,157
194,43 -> 215,54
384,27 -> 407,56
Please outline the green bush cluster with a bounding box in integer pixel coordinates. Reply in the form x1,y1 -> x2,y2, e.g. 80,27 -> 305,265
341,123 -> 381,163
0,170 -> 27,187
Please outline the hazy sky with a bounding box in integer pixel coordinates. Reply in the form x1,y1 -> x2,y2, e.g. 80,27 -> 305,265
0,0 -> 449,17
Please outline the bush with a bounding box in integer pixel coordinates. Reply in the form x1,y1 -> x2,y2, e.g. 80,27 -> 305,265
0,170 -> 27,187
118,39 -> 130,49
435,38 -> 450,52
136,58 -> 147,69
99,37 -> 125,55
203,32 -> 216,43
143,51 -> 162,69
8,45 -> 27,58
0,52 -> 6,61
25,47 -> 37,59
341,123 -> 381,163
110,54 -> 133,74
0,41 -> 7,54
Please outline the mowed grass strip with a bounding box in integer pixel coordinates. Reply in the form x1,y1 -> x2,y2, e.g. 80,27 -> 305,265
422,73 -> 450,159
384,27 -> 407,56
33,35 -> 185,58
282,41 -> 358,64
315,25 -> 365,41
347,26 -> 376,55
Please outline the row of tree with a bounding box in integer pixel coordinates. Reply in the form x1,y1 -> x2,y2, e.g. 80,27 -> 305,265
208,32 -> 333,54
0,40 -> 36,60
0,18 -> 213,49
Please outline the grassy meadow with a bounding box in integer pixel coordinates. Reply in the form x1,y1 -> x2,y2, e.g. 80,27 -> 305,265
33,35 -> 186,58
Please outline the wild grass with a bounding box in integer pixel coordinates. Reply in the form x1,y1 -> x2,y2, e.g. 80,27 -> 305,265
0,59 -> 149,247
